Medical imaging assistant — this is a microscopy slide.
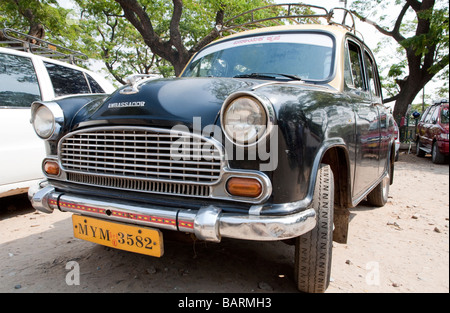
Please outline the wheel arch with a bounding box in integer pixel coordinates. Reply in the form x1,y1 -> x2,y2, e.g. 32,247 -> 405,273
317,140 -> 352,244
320,144 -> 352,210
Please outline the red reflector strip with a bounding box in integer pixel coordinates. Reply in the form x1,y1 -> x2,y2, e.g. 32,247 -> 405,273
51,199 -> 106,214
50,199 -> 194,229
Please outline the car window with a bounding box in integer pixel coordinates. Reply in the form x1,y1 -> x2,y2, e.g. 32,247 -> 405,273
424,106 -> 436,123
441,107 -> 449,124
364,51 -> 380,97
44,62 -> 91,97
86,73 -> 105,94
421,107 -> 430,122
0,52 -> 41,107
344,41 -> 364,90
431,105 -> 440,123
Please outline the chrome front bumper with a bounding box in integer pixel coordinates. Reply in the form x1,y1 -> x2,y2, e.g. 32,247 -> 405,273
28,182 -> 316,242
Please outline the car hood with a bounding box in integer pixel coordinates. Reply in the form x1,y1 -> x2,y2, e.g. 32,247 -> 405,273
71,77 -> 257,131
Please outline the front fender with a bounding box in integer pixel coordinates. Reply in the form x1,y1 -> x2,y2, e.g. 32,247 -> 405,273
254,138 -> 348,216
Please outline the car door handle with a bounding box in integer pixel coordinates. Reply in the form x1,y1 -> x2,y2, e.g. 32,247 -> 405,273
371,102 -> 381,107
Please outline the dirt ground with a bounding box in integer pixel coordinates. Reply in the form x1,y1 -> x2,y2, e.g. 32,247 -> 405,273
0,152 -> 448,294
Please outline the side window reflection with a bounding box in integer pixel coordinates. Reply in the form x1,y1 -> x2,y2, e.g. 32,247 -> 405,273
0,53 -> 41,107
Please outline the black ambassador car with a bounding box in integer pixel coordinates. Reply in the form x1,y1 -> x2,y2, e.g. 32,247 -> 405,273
29,5 -> 395,293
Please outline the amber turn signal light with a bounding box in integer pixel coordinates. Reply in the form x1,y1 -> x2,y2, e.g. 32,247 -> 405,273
226,177 -> 262,198
44,160 -> 60,176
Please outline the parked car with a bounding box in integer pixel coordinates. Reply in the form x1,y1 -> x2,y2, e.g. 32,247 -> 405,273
28,5 -> 395,293
415,99 -> 449,164
0,29 -> 114,198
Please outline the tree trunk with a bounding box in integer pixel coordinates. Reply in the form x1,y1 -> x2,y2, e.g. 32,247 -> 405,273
116,0 -> 223,77
354,0 -> 448,122
171,53 -> 191,77
392,84 -> 423,122
28,22 -> 45,39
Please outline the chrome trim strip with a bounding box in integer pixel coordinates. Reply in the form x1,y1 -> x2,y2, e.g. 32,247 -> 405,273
29,184 -> 316,242
250,80 -> 306,90
54,193 -> 185,232
250,80 -> 333,91
219,208 -> 316,241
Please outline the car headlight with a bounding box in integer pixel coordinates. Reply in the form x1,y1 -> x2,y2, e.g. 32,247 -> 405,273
31,102 -> 64,140
33,106 -> 55,139
222,96 -> 267,145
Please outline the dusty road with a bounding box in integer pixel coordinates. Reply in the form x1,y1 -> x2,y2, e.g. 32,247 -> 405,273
0,152 -> 448,294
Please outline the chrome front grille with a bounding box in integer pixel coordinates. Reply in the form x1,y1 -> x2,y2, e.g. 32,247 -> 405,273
66,172 -> 210,197
59,127 -> 223,192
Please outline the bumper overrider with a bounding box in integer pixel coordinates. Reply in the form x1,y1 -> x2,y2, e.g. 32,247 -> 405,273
28,182 -> 316,243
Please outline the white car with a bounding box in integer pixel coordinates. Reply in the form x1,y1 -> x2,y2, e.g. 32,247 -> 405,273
0,41 -> 114,197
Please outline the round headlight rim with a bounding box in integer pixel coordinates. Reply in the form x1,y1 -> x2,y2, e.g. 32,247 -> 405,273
33,105 -> 55,139
31,102 -> 64,141
223,96 -> 267,145
220,92 -> 273,147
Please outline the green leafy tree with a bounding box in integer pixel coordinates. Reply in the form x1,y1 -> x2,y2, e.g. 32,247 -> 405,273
0,0 -> 83,49
351,0 -> 449,122
72,0 -> 174,83
1,1 -> 320,83
113,0 -> 276,76
78,0 -> 318,79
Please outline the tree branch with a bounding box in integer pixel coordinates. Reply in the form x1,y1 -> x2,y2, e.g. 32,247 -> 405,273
169,0 -> 186,55
350,10 -> 392,37
115,0 -> 157,46
391,2 -> 411,42
383,94 -> 400,104
351,4 -> 408,43
190,7 -> 224,54
11,0 -> 45,39
115,0 -> 177,67
406,0 -> 422,12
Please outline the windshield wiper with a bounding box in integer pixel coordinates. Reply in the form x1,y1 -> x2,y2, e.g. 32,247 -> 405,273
233,72 -> 303,81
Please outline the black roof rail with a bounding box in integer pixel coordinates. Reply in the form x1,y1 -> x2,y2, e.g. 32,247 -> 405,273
219,3 -> 362,39
0,28 -> 87,65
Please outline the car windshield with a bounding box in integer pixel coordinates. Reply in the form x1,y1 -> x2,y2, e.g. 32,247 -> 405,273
441,107 -> 449,124
182,33 -> 334,82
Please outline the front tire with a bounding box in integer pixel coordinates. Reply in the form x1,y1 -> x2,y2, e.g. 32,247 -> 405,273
294,164 -> 334,293
367,161 -> 390,207
432,141 -> 446,164
416,140 -> 425,157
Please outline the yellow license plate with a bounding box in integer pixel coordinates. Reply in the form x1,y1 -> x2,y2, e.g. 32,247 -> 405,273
72,215 -> 164,257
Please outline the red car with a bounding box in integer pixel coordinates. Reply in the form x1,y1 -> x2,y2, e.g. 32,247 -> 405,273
416,99 -> 449,164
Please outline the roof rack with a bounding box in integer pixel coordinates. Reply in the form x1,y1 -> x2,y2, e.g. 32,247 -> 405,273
219,3 -> 363,40
0,28 -> 87,64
